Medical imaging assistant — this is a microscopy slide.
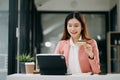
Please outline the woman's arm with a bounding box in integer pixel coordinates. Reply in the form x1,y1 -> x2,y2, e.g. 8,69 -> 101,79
54,41 -> 64,54
88,40 -> 101,74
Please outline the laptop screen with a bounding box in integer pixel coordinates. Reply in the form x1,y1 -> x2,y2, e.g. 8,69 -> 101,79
37,54 -> 67,75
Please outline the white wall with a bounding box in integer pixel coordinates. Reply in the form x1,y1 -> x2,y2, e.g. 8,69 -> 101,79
0,0 -> 8,80
110,0 -> 117,9
35,0 -> 110,11
0,0 -> 8,11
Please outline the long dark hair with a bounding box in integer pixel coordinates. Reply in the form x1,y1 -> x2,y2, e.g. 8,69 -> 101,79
61,12 -> 91,40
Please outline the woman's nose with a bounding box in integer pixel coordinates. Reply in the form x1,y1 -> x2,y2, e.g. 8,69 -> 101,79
71,26 -> 75,30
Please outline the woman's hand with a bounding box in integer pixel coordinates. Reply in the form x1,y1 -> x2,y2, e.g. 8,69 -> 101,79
76,41 -> 94,59
84,43 -> 94,59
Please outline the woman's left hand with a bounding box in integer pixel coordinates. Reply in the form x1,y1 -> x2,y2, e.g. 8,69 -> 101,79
84,43 -> 94,58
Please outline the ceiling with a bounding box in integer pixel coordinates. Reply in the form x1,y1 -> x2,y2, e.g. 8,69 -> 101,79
34,0 -> 111,11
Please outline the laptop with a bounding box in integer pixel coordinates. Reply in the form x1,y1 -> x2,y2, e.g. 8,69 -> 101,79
36,53 -> 67,75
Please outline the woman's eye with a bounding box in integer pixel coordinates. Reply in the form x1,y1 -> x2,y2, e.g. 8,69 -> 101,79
68,25 -> 72,27
74,25 -> 79,27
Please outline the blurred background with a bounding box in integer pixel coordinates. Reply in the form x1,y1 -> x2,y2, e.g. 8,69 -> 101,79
0,0 -> 120,80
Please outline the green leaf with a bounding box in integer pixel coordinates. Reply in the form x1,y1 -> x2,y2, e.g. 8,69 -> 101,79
16,53 -> 34,62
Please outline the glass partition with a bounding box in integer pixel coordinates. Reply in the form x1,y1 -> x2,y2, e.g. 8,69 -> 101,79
40,13 -> 106,53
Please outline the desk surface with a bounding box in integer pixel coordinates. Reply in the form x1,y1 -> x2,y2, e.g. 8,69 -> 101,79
7,73 -> 120,80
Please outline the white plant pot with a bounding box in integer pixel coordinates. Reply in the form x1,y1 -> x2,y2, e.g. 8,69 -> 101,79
25,62 -> 35,74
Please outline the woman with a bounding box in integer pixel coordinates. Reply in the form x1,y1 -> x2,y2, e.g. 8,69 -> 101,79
54,12 -> 101,74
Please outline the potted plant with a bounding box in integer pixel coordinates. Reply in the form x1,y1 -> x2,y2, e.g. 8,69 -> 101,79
16,53 -> 34,73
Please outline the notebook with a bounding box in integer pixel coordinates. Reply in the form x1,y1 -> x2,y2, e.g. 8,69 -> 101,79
36,53 -> 67,75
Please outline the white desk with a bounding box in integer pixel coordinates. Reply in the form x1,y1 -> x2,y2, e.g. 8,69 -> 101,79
7,73 -> 120,80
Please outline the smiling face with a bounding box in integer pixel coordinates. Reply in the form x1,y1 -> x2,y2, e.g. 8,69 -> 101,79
67,18 -> 82,40
61,12 -> 90,41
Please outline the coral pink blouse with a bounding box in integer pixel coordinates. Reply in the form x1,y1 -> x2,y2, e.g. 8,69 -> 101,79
54,39 -> 101,74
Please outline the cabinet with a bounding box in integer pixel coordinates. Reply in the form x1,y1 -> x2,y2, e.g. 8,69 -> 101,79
107,32 -> 120,73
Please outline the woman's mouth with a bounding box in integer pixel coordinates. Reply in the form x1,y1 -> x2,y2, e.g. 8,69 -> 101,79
71,32 -> 77,34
